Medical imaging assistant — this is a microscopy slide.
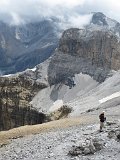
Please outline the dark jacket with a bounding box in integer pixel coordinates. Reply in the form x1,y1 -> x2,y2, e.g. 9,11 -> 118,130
99,113 -> 106,122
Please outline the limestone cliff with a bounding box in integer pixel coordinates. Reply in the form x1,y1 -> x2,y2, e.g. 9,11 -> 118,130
48,28 -> 120,85
0,74 -> 47,131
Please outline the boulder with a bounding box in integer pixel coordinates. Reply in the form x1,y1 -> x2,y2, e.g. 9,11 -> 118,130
68,138 -> 103,156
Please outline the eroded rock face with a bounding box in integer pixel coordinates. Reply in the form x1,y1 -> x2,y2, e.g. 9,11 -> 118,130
59,29 -> 120,69
0,75 -> 47,131
48,28 -> 120,85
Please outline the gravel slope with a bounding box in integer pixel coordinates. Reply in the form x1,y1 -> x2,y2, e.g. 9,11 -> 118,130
0,118 -> 120,160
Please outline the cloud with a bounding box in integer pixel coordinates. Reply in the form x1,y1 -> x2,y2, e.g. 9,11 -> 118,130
76,0 -> 120,22
57,14 -> 92,30
0,0 -> 120,28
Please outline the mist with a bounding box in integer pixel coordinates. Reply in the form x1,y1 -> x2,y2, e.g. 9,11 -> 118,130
0,0 -> 120,29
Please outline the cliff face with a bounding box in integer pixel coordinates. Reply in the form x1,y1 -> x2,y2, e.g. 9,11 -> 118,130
59,29 -> 120,70
0,74 -> 47,131
48,28 -> 120,85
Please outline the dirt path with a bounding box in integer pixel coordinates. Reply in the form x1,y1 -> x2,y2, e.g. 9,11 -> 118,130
0,114 -> 98,146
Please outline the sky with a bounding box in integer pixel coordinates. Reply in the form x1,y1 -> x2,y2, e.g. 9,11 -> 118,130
0,0 -> 120,27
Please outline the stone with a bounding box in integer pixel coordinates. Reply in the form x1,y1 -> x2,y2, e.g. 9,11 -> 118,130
83,148 -> 91,155
108,130 -> 116,139
115,130 -> 120,141
106,121 -> 117,126
117,133 -> 120,140
92,138 -> 103,151
68,138 -> 103,157
68,145 -> 83,156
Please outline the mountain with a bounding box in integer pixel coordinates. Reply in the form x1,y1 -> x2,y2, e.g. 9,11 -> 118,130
47,13 -> 120,85
29,12 -> 120,114
88,12 -> 120,36
0,19 -> 59,75
0,12 -> 120,131
0,12 -> 120,160
1,12 -> 120,75
48,28 -> 119,85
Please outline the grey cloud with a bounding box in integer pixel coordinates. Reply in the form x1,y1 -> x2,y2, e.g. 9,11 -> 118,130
0,0 -> 119,28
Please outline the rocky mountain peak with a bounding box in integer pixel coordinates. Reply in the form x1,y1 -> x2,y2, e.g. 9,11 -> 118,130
87,12 -> 120,39
1,12 -> 120,75
91,12 -> 108,26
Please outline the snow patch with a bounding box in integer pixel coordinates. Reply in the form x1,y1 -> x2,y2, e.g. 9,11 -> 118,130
99,91 -> 120,104
1,35 -> 6,48
2,74 -> 12,77
30,67 -> 37,72
26,67 -> 36,72
41,43 -> 53,48
15,29 -> 21,40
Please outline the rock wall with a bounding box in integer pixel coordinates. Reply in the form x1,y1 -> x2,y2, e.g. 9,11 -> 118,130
0,75 -> 47,131
48,28 -> 120,85
59,29 -> 120,70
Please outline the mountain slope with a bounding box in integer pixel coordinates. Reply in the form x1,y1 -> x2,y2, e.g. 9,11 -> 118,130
0,20 -> 59,74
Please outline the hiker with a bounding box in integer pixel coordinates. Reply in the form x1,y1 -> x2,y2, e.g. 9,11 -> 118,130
99,111 -> 106,132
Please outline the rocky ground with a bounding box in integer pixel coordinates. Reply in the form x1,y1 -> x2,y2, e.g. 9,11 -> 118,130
0,69 -> 120,160
0,112 -> 119,160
